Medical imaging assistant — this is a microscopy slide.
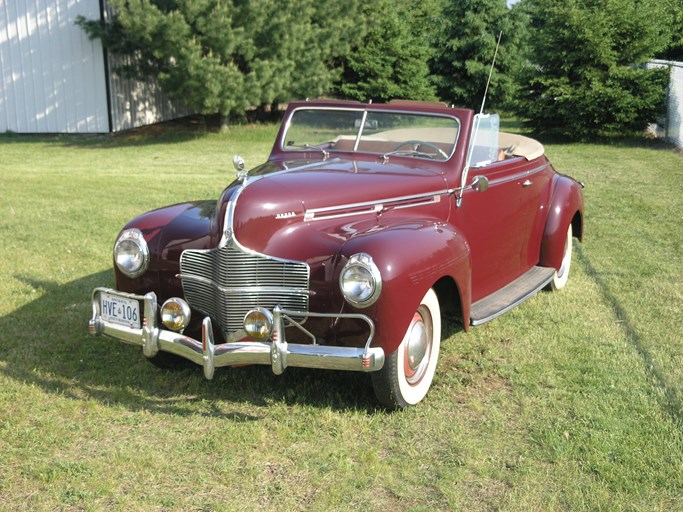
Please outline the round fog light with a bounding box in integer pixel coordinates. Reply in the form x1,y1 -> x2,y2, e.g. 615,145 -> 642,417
244,308 -> 273,340
161,298 -> 191,332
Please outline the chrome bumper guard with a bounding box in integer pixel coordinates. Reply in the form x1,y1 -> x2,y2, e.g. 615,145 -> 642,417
89,288 -> 384,379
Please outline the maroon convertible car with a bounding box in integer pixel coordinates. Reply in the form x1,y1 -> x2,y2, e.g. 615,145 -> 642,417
90,100 -> 584,408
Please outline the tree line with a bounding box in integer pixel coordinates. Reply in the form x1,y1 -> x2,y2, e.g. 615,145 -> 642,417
78,0 -> 683,139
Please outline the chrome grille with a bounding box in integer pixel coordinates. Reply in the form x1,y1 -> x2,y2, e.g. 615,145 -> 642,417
179,241 -> 309,336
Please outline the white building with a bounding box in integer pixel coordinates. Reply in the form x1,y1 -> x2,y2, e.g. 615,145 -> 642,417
648,60 -> 683,149
0,0 -> 189,133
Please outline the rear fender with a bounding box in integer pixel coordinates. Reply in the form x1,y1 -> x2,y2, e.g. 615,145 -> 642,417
540,175 -> 584,269
340,221 -> 471,356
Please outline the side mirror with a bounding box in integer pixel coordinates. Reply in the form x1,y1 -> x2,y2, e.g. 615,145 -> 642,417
471,175 -> 489,193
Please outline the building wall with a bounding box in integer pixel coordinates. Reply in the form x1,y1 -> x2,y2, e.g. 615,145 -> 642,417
101,3 -> 192,132
0,0 -> 192,133
648,60 -> 683,148
665,62 -> 682,148
0,0 -> 109,133
107,51 -> 193,132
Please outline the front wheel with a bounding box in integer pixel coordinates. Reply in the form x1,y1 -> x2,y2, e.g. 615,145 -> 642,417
549,224 -> 573,291
372,288 -> 441,409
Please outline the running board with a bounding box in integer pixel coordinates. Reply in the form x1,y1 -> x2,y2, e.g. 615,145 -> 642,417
470,266 -> 556,326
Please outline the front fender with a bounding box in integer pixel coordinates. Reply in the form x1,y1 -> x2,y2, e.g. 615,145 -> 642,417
341,220 -> 471,356
115,201 -> 217,299
540,175 -> 584,269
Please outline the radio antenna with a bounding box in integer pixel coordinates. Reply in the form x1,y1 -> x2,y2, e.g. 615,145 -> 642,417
455,31 -> 504,209
480,31 -> 503,114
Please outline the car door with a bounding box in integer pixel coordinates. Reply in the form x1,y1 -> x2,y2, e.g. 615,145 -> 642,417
455,156 -> 553,303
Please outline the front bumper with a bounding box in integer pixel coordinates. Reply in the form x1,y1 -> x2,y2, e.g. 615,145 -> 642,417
89,287 -> 384,379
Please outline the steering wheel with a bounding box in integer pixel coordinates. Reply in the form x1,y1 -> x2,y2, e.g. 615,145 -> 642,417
392,140 -> 448,160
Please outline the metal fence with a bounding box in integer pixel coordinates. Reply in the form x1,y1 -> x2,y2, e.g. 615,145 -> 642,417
648,60 -> 683,148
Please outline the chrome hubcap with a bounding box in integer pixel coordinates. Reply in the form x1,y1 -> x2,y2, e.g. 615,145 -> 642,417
404,308 -> 432,386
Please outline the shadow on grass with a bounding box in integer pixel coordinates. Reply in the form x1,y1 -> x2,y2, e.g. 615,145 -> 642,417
0,271 -> 381,417
1,119 -> 207,149
575,244 -> 683,431
1,112 -> 284,150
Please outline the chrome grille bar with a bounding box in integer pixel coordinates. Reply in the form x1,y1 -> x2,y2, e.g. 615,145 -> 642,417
179,241 -> 309,336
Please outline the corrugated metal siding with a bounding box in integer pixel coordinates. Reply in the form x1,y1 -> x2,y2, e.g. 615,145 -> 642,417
648,60 -> 683,148
667,63 -> 682,148
1,0 -> 192,133
107,52 -> 193,132
0,0 -> 109,133
102,3 -> 192,132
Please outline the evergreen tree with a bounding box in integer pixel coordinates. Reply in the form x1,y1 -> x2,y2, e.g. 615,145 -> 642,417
78,0 -> 365,118
336,0 -> 439,103
659,0 -> 683,61
430,0 -> 527,111
515,0 -> 673,138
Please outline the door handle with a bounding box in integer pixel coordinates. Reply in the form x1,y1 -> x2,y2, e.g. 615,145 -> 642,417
522,179 -> 533,187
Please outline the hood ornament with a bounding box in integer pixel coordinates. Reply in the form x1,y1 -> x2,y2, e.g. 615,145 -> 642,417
233,155 -> 248,182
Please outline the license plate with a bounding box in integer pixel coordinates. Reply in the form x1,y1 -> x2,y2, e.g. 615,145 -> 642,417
100,292 -> 141,329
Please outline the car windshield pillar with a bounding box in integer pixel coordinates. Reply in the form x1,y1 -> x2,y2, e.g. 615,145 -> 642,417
353,110 -> 369,151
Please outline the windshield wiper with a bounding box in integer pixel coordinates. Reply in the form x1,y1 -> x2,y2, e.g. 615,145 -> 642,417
381,149 -> 437,162
286,142 -> 329,159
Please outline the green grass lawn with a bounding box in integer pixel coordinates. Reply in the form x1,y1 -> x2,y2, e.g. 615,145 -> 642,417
0,123 -> 681,511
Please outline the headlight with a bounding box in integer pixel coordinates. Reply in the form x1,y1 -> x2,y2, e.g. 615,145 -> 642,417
161,298 -> 191,332
114,228 -> 150,278
339,253 -> 382,308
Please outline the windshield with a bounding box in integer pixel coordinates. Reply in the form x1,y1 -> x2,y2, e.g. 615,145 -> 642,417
283,108 -> 460,161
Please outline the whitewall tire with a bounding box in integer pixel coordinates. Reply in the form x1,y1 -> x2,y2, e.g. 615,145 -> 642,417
372,288 -> 441,409
549,224 -> 573,291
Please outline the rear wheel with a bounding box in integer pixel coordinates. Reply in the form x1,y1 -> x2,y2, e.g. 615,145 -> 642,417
372,289 -> 441,409
549,224 -> 573,291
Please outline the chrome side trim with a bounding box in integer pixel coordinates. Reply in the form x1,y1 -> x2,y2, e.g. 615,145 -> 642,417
219,183 -> 244,247
483,163 -> 550,187
304,191 -> 446,222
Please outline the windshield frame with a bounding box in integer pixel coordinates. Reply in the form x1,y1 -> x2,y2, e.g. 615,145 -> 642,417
280,106 -> 462,162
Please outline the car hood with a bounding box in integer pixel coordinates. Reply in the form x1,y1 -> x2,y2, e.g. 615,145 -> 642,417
227,157 -> 449,259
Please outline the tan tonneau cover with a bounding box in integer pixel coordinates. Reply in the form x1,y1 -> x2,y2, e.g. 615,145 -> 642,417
498,132 -> 545,161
